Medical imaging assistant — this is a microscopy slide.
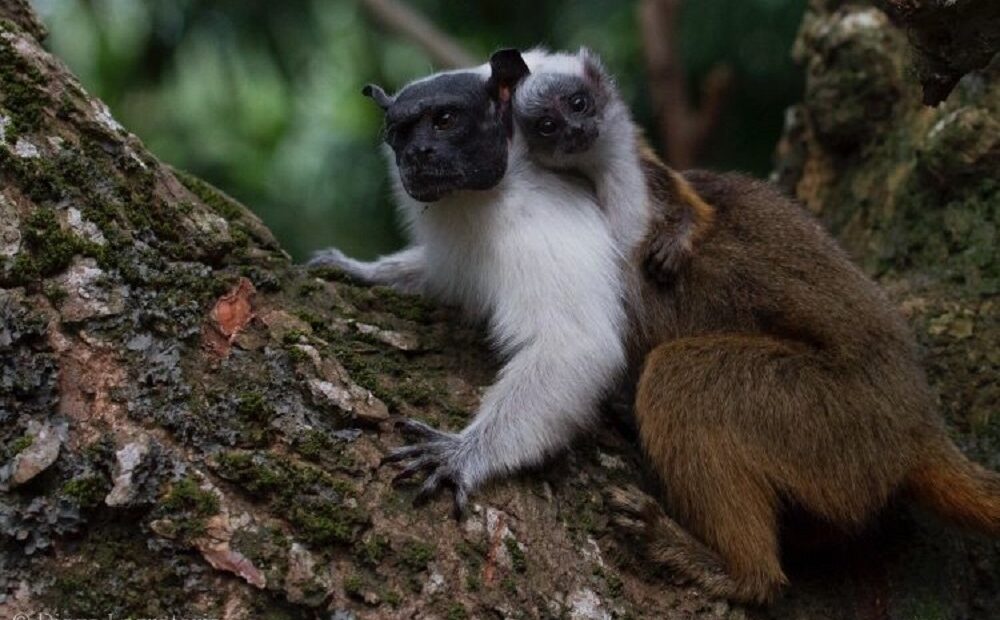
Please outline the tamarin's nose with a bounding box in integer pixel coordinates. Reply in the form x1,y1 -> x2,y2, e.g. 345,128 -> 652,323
404,144 -> 435,165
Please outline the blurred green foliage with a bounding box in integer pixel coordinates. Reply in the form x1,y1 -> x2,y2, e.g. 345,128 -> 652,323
31,0 -> 805,261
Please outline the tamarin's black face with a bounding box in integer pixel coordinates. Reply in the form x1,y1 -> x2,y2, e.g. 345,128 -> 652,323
377,75 -> 505,202
514,73 -> 606,163
364,51 -> 528,203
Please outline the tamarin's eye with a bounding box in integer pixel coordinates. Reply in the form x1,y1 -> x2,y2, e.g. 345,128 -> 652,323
536,116 -> 559,136
568,92 -> 591,113
432,110 -> 457,131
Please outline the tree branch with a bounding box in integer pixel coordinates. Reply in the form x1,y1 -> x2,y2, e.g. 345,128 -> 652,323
359,0 -> 476,70
637,0 -> 733,168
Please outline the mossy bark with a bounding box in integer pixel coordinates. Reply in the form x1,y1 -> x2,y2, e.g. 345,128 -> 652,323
0,2 -> 996,619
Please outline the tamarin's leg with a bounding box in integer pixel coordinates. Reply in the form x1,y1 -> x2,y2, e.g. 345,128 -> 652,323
610,485 -> 787,604
621,332 -> 1000,604
609,421 -> 788,603
619,334 -> 856,603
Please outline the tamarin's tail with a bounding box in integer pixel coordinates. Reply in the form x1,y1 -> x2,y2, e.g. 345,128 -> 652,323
907,439 -> 1000,536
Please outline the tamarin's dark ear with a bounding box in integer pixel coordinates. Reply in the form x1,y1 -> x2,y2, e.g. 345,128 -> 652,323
362,83 -> 395,110
486,48 -> 530,103
486,48 -> 529,138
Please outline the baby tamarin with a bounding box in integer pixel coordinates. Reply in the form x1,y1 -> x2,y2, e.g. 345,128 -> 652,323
514,48 -> 649,253
514,49 -> 1000,604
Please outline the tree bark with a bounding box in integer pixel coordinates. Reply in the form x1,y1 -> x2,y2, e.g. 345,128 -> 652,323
874,0 -> 1000,105
0,3 -> 997,620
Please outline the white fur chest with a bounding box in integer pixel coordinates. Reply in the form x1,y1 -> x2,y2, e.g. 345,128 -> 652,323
399,164 -> 625,355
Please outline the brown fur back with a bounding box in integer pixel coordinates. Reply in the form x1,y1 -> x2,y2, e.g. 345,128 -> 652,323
631,166 -> 943,528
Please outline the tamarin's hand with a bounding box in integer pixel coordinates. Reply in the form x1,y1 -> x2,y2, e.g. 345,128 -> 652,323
307,246 -> 426,295
381,418 -> 473,519
638,166 -> 714,286
643,214 -> 692,285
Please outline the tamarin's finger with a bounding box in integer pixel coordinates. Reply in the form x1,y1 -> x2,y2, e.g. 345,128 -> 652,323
611,515 -> 647,537
398,418 -> 452,440
413,470 -> 446,506
607,486 -> 654,517
391,456 -> 437,484
380,444 -> 428,466
452,486 -> 469,521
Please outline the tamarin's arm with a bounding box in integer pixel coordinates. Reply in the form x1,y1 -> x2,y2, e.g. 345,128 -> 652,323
308,245 -> 425,295
384,233 -> 627,515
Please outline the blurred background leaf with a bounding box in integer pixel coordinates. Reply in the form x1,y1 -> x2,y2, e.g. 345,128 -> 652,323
30,0 -> 805,261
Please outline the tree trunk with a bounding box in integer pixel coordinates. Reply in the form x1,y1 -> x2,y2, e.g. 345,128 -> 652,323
0,2 -> 996,619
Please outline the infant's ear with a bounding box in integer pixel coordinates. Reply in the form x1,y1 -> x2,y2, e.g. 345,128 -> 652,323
578,47 -> 609,87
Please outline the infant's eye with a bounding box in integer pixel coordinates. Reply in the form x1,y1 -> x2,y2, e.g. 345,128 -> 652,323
536,116 -> 559,136
432,110 -> 457,131
568,92 -> 591,113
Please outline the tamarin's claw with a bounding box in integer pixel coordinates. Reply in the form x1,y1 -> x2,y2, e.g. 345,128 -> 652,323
452,485 -> 470,519
380,444 -> 424,465
381,417 -> 473,520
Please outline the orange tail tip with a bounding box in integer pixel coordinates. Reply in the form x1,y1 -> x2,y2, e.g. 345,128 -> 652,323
907,441 -> 1000,536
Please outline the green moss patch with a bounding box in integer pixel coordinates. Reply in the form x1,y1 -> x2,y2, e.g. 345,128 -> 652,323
353,532 -> 391,567
5,434 -> 33,459
176,168 -> 244,222
505,537 -> 527,574
215,449 -> 368,547
43,521 -> 215,618
6,208 -> 103,285
293,428 -> 356,471
399,540 -> 435,573
61,474 -> 110,508
157,477 -> 221,541
0,20 -> 48,136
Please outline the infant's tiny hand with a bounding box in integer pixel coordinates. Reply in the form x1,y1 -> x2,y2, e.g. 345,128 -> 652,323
643,231 -> 690,286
